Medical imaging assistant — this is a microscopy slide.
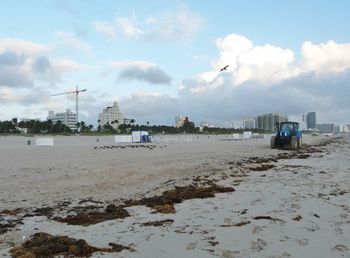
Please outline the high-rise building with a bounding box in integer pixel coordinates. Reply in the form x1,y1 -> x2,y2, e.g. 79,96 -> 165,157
47,109 -> 77,130
316,123 -> 334,133
255,115 -> 263,130
255,113 -> 288,131
243,119 -> 255,129
98,101 -> 124,129
306,112 -> 316,129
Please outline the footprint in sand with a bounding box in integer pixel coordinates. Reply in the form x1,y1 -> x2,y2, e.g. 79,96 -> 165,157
340,213 -> 348,219
279,235 -> 291,242
271,253 -> 291,258
252,225 -> 267,234
334,227 -> 343,235
332,244 -> 349,253
221,250 -> 240,258
186,242 -> 198,250
297,238 -> 309,246
304,221 -> 320,232
251,238 -> 267,252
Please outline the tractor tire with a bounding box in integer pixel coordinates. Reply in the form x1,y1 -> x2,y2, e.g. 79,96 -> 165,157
270,136 -> 276,149
297,137 -> 302,149
290,136 -> 297,150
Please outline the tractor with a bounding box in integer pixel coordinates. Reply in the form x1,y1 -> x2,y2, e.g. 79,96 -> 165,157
270,121 -> 302,150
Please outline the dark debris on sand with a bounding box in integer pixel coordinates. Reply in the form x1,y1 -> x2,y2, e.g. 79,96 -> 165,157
52,184 -> 234,225
10,232 -> 134,258
54,204 -> 130,226
0,217 -> 23,235
253,216 -> 282,222
220,220 -> 251,227
141,219 -> 174,227
249,164 -> 276,171
94,144 -> 160,150
3,138 -> 340,232
292,215 -> 303,221
124,184 -> 235,214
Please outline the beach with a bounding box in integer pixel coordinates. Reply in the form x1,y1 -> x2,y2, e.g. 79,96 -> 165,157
0,134 -> 349,257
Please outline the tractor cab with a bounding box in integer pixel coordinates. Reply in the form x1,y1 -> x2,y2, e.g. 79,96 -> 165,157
271,122 -> 302,150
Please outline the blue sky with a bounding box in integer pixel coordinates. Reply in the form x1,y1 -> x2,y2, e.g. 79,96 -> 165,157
1,0 -> 350,126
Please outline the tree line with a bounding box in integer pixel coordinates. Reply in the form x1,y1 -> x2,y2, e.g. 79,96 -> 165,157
0,118 -> 268,135
0,118 -> 72,134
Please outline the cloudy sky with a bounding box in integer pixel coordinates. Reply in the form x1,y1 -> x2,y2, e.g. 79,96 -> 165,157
1,0 -> 350,126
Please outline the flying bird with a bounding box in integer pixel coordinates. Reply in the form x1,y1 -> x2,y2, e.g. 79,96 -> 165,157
220,65 -> 229,72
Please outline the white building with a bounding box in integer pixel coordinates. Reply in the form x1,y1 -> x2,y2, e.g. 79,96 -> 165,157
47,109 -> 77,131
98,101 -> 124,129
175,116 -> 187,128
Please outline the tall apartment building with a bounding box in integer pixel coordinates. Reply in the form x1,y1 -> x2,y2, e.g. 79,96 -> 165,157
243,119 -> 255,129
316,123 -> 334,133
306,112 -> 316,129
47,109 -> 77,130
255,113 -> 288,131
98,101 -> 124,129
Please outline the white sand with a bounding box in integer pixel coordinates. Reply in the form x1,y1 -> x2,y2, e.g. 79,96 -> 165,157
1,134 -> 349,257
0,134 -> 298,209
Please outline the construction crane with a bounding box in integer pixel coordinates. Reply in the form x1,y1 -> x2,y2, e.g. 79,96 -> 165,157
51,85 -> 87,124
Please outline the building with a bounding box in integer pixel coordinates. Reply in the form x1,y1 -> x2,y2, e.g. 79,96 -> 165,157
98,101 -> 124,129
306,112 -> 316,129
316,123 -> 334,133
243,119 -> 255,129
123,118 -> 133,125
21,118 -> 41,122
199,122 -> 215,128
255,113 -> 288,131
47,109 -> 77,130
334,125 -> 341,133
175,116 -> 186,128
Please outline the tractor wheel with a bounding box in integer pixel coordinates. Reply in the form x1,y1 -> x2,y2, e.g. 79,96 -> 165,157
291,136 -> 297,150
270,136 -> 276,149
297,137 -> 302,149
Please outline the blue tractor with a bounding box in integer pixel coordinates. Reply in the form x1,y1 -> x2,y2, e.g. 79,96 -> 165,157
271,121 -> 302,150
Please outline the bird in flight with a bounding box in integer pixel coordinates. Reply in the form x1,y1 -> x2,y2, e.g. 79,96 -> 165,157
220,65 -> 229,72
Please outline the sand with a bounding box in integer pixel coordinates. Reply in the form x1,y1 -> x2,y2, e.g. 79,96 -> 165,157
0,134 -> 349,257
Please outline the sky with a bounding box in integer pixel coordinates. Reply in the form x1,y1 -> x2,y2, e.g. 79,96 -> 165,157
0,0 -> 350,127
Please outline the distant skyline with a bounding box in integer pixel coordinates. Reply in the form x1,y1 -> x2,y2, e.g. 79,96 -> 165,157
0,0 -> 350,126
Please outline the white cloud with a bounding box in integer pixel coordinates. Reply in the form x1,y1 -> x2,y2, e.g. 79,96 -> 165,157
215,34 -> 253,70
0,87 -> 50,106
0,38 -> 49,56
0,38 -> 85,88
235,44 -> 296,84
94,6 -> 204,42
110,61 -> 171,85
145,5 -> 204,41
93,21 -> 117,39
51,58 -> 86,73
214,34 -> 298,86
117,17 -> 142,38
120,91 -> 178,124
175,34 -> 350,124
190,33 -> 350,93
301,40 -> 350,73
53,31 -> 91,53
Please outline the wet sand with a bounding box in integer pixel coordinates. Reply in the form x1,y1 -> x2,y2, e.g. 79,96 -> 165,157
1,134 -> 349,257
